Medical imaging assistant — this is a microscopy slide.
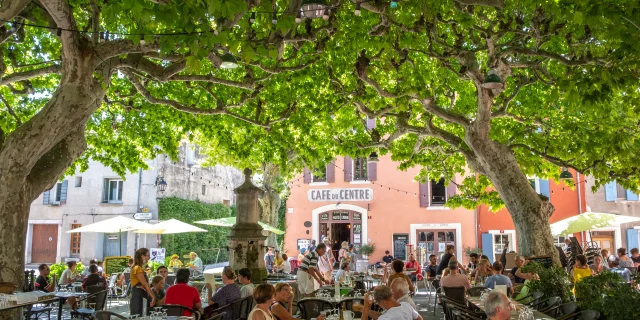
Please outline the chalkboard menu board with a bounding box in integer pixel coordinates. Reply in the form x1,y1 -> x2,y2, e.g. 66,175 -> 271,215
527,255 -> 553,269
104,256 -> 131,275
393,234 -> 409,260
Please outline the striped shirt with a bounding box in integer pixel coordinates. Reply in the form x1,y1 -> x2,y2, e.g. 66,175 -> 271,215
299,250 -> 320,271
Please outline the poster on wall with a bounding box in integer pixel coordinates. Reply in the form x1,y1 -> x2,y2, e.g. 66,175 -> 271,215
438,243 -> 446,252
332,212 -> 341,220
353,224 -> 362,234
150,248 -> 166,263
341,212 -> 350,220
353,213 -> 361,220
321,213 -> 329,220
297,239 -> 311,250
354,234 -> 361,244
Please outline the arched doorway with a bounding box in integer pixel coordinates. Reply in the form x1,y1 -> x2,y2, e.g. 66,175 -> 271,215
311,204 -> 368,258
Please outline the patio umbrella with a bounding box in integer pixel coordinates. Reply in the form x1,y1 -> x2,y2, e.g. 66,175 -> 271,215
66,216 -> 153,256
195,217 -> 285,235
134,218 -> 207,234
550,212 -> 640,236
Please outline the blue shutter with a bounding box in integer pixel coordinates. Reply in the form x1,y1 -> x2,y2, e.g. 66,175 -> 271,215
604,181 -> 617,201
482,233 -> 494,263
627,229 -> 639,250
539,179 -> 550,198
60,180 -> 68,204
626,190 -> 639,201
42,190 -> 50,205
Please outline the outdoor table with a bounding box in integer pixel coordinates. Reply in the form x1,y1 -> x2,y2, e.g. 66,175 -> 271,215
467,296 -> 556,320
54,291 -> 89,320
0,296 -> 57,318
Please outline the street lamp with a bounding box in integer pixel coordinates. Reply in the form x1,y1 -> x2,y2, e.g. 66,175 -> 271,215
300,0 -> 329,19
368,152 -> 379,163
559,167 -> 574,180
155,177 -> 168,192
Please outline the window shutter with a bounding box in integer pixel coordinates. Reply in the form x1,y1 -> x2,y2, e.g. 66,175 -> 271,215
102,179 -> 109,202
627,228 -> 639,251
60,180 -> 68,204
42,190 -> 50,205
419,182 -> 430,208
482,233 -> 495,263
539,179 -> 550,198
326,162 -> 335,183
367,161 -> 377,181
446,178 -> 457,200
626,190 -> 639,201
344,157 -> 353,182
303,168 -> 311,184
366,117 -> 376,129
604,181 -> 616,201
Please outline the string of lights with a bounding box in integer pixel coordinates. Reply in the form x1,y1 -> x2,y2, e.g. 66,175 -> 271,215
0,1 -> 400,40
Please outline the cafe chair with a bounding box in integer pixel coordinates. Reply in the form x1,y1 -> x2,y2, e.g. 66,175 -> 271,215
166,274 -> 177,286
231,296 -> 254,320
442,286 -> 467,304
94,310 -> 127,320
515,291 -> 543,306
427,279 -> 440,305
72,287 -> 108,319
441,296 -> 484,320
557,310 -> 600,320
206,313 -> 226,320
531,296 -> 561,312
337,298 -> 365,318
543,302 -> 578,319
467,287 -> 487,297
297,298 -> 334,320
164,304 -> 201,320
24,303 -> 52,319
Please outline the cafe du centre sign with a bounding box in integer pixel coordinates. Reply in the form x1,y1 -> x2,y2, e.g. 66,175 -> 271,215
308,188 -> 374,202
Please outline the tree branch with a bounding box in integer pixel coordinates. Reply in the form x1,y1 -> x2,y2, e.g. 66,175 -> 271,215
501,48 -> 603,66
454,0 -> 505,7
0,0 -> 31,21
40,0 -> 81,55
411,97 -> 470,127
0,64 -> 61,86
0,93 -> 22,125
509,143 -> 604,173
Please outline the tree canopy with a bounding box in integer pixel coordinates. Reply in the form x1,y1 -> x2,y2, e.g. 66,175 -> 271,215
1,0 -> 640,207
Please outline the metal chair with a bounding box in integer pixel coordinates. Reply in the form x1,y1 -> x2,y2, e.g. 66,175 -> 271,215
106,273 -> 119,308
297,298 -> 334,320
164,303 -> 201,320
442,286 -> 466,304
94,310 -> 127,320
231,296 -> 254,320
558,310 -> 600,320
24,303 -> 52,319
515,291 -> 543,306
543,302 -> 578,319
73,287 -> 108,319
428,278 -> 440,306
531,296 -> 561,312
166,274 -> 177,286
207,313 -> 226,320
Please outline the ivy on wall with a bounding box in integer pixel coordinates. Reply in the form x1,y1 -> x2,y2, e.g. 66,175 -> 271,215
159,197 -> 235,264
276,189 -> 290,251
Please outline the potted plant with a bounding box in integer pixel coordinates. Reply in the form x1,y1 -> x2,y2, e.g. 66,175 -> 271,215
357,243 -> 376,273
464,246 -> 483,257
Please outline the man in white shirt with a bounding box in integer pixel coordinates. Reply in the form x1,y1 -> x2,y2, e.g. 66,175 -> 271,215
361,285 -> 423,320
391,278 -> 417,310
316,240 -> 334,290
484,291 -> 513,320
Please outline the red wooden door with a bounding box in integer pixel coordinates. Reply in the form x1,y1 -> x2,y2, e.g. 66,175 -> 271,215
31,224 -> 58,263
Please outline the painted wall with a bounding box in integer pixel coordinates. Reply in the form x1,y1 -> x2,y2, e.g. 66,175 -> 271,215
284,155 -> 477,265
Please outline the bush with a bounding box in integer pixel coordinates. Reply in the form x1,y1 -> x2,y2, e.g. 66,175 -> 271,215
575,271 -> 640,320
520,261 -> 572,302
159,197 -> 234,264
359,243 -> 376,256
48,262 -> 85,280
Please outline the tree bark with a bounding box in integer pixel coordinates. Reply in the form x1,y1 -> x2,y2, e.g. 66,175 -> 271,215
258,163 -> 282,249
465,125 -> 559,265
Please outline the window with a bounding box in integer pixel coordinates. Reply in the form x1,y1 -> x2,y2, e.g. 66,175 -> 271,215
431,178 -> 446,205
54,182 -> 63,203
528,178 -> 540,193
70,224 -> 81,256
75,176 -> 82,188
353,158 -> 368,181
103,179 -> 123,203
202,184 -> 206,195
493,234 -> 510,253
616,183 -> 626,199
312,167 -> 327,182
553,236 -> 566,247
223,199 -> 231,206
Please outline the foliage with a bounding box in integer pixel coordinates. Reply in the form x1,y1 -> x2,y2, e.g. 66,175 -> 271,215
520,261 -> 572,302
159,197 -> 234,264
276,194 -> 289,251
48,262 -> 85,281
359,243 -> 376,256
464,247 -> 483,256
146,261 -> 162,274
575,271 -> 640,320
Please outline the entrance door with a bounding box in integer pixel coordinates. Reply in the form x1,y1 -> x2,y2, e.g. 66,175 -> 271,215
103,233 -> 127,257
31,224 -> 58,263
592,232 -> 614,254
416,229 -> 456,263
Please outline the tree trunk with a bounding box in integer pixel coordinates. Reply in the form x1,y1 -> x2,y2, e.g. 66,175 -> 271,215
465,127 -> 559,266
258,163 -> 282,249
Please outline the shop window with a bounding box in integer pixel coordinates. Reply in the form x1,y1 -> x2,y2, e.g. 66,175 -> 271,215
70,224 -> 81,256
312,167 -> 327,182
431,178 -> 446,205
353,158 -> 368,181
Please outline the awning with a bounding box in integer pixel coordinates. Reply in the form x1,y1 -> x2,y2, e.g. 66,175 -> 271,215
551,212 -> 640,236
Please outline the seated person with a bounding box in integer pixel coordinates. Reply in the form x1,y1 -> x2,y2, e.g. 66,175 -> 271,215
82,264 -> 108,290
150,275 -> 166,306
391,278 -> 417,310
188,252 -> 203,273
81,259 -> 98,277
405,254 -> 422,282
590,255 -> 609,275
96,260 -> 104,276
335,262 -> 351,283
383,250 -> 394,264
165,268 -> 202,316
484,262 -> 512,293
119,258 -> 134,285
248,284 -> 277,320
484,291 -> 513,320
426,254 -> 438,280
609,256 -> 633,283
361,285 -> 423,320
386,260 -> 415,293
270,283 -> 296,320
157,266 -> 171,290
168,254 -> 183,268
274,254 -> 292,274
60,261 -> 80,285
440,260 -> 471,290
207,266 -> 241,320
238,268 -> 254,298
35,264 -> 56,292
508,256 -> 526,284
571,254 -> 592,283
471,259 -> 492,283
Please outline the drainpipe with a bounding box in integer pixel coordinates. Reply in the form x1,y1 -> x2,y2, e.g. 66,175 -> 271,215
576,172 -> 586,244
474,206 -> 479,249
134,168 -> 142,250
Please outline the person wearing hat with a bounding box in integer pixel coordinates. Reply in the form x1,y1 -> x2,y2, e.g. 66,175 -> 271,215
188,252 -> 203,272
168,254 -> 183,268
440,259 -> 471,290
297,247 -> 307,265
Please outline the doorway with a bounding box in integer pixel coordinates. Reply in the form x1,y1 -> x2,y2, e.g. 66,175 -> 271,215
31,224 -> 58,263
416,229 -> 456,264
103,233 -> 127,257
331,223 -> 351,251
591,231 -> 614,254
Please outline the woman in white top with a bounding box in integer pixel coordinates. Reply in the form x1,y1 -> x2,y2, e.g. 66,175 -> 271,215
60,261 -> 79,285
338,241 -> 349,266
248,284 -> 276,320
